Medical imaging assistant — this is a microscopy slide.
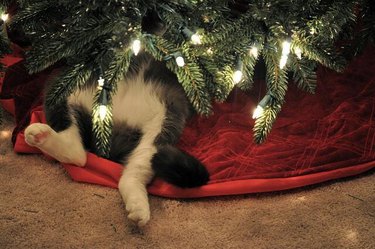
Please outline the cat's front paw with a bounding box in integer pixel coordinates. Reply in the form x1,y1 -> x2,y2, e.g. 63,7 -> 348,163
24,123 -> 53,147
125,196 -> 150,227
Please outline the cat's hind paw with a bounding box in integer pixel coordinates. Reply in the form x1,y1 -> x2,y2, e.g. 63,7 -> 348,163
24,123 -> 87,167
24,123 -> 54,147
126,197 -> 150,227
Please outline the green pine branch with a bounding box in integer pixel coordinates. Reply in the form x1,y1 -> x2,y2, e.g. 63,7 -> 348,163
213,64 -> 236,100
26,16 -> 124,73
167,59 -> 213,115
11,1 -> 53,25
307,1 -> 358,43
103,49 -> 133,92
253,103 -> 282,144
293,36 -> 346,72
45,63 -> 93,108
238,51 -> 260,91
200,59 -> 232,102
264,43 -> 288,102
144,35 -> 213,115
143,35 -> 176,61
92,93 -> 113,158
289,56 -> 317,94
252,41 -> 288,143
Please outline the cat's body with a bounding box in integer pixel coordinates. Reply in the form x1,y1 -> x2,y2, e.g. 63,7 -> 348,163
24,53 -> 209,226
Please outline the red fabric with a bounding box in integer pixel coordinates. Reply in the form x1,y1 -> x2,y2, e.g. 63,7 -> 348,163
2,46 -> 375,198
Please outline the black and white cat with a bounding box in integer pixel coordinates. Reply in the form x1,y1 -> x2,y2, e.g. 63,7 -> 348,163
24,53 -> 210,226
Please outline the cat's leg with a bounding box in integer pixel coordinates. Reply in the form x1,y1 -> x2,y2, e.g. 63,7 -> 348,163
118,128 -> 159,227
24,122 -> 87,166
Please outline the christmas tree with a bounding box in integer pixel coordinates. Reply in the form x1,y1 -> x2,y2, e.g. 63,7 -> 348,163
0,0 -> 373,156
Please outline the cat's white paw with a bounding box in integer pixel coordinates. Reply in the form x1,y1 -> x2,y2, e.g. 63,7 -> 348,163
24,122 -> 87,167
24,123 -> 53,147
125,196 -> 150,227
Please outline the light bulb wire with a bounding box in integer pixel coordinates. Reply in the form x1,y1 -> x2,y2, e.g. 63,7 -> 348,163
258,94 -> 272,108
99,87 -> 108,106
235,55 -> 243,72
97,70 -> 112,109
181,26 -> 194,39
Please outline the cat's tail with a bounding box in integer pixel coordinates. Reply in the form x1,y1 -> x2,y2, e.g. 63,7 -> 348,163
151,145 -> 209,188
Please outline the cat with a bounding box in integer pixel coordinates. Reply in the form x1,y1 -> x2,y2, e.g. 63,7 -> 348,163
24,53 -> 210,226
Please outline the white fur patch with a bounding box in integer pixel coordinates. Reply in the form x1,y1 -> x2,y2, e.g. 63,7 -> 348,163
113,77 -> 166,129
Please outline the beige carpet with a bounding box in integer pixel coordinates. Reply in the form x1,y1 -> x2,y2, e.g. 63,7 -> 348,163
1,112 -> 374,249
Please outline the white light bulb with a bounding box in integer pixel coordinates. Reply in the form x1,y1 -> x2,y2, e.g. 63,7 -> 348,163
233,70 -> 243,84
1,13 -> 9,22
295,47 -> 302,59
175,56 -> 185,67
250,46 -> 259,58
191,33 -> 201,45
97,77 -> 105,88
282,40 -> 291,55
280,55 -> 288,69
99,105 -> 107,120
132,39 -> 141,56
252,105 -> 264,119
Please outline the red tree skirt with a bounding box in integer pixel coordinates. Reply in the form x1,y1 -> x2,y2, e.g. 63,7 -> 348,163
2,46 -> 375,198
